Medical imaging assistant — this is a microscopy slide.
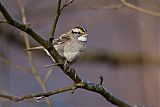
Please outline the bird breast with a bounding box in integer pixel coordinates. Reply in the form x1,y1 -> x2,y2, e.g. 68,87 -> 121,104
54,40 -> 87,63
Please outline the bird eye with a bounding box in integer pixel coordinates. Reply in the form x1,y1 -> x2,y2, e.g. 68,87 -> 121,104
77,32 -> 81,34
72,30 -> 81,34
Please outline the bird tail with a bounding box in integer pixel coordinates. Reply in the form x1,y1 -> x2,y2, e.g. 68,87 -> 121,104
24,46 -> 44,51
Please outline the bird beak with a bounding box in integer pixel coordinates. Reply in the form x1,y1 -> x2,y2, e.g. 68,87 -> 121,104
82,34 -> 88,37
78,34 -> 88,42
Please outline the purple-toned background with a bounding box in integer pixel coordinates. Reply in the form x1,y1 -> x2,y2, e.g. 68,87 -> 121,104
0,0 -> 160,107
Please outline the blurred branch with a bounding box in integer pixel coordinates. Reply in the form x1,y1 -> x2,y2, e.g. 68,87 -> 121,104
120,0 -> 160,17
88,4 -> 124,10
44,68 -> 52,83
50,0 -> 75,42
0,55 -> 31,73
0,2 -> 136,107
17,0 -> 53,107
0,45 -> 10,107
85,52 -> 160,65
89,0 -> 160,17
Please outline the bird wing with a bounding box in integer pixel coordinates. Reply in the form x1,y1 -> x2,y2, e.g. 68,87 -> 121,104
53,33 -> 70,45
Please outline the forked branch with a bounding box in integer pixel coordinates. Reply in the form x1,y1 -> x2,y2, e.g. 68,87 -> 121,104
50,0 -> 75,42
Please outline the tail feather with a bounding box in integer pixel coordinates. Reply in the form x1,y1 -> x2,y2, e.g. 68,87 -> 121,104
24,46 -> 44,51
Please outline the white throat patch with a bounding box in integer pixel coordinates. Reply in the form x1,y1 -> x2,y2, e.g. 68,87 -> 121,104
78,36 -> 87,42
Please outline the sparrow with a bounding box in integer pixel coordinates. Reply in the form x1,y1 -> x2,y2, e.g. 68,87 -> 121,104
25,27 -> 88,64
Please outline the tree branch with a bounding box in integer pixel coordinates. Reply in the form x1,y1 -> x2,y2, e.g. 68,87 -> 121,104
0,85 -> 76,102
81,81 -> 136,107
120,0 -> 160,17
0,2 -> 136,107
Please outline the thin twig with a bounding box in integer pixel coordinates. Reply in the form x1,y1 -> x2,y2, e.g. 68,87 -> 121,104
60,0 -> 75,12
50,0 -> 61,42
17,0 -> 53,107
99,75 -> 103,85
49,0 -> 75,42
120,0 -> 160,17
0,85 -> 77,102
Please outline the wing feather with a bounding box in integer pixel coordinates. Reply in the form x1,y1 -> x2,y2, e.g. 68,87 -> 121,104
53,34 -> 70,45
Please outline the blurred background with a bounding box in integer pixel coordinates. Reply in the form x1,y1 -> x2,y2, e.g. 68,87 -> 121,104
0,0 -> 160,107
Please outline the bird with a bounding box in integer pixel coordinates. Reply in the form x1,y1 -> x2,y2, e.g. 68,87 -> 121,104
25,27 -> 88,64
